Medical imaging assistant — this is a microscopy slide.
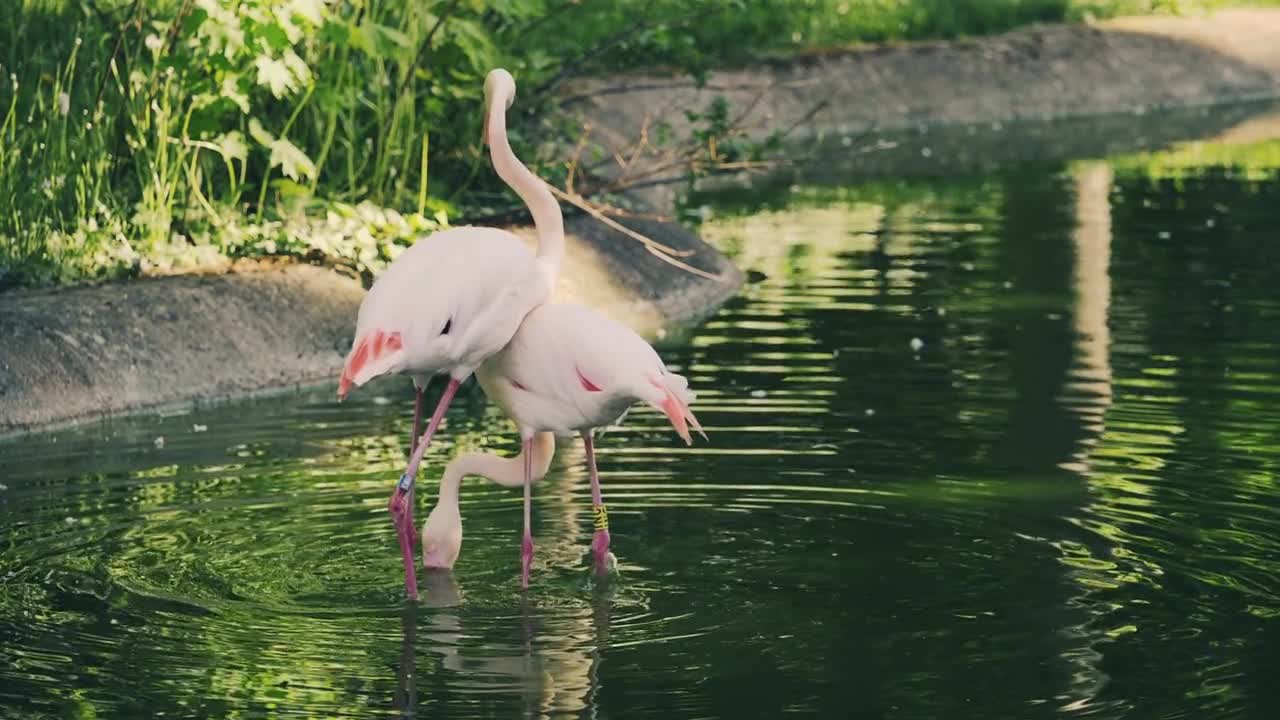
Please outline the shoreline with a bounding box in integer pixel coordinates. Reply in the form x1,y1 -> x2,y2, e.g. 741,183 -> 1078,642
6,9 -> 1280,437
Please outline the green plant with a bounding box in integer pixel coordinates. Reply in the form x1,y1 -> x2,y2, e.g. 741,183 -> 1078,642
4,0 -> 1278,290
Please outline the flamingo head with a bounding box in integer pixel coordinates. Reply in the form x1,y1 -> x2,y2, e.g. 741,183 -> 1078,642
481,68 -> 516,145
641,371 -> 705,446
421,499 -> 463,570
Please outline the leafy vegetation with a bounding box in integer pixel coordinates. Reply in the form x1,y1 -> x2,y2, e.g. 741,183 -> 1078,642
1,0 -> 1276,289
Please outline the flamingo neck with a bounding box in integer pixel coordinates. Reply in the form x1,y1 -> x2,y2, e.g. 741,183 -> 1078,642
486,94 -> 564,283
437,432 -> 556,504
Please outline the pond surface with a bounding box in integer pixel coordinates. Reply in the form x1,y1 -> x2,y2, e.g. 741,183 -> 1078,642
4,110 -> 1280,718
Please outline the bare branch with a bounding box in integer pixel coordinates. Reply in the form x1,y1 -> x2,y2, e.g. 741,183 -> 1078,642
616,114 -> 654,177
547,185 -> 695,259
564,121 -> 593,195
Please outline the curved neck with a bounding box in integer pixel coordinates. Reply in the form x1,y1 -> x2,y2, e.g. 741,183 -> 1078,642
486,92 -> 564,281
437,432 -> 556,508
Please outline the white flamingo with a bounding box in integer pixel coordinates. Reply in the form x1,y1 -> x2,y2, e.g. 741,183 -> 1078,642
421,303 -> 704,587
337,69 -> 563,600
420,432 -> 556,572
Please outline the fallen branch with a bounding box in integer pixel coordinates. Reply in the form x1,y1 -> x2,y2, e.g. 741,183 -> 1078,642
546,185 -> 730,283
547,185 -> 692,258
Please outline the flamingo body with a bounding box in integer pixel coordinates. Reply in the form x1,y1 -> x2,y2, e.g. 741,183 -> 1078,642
452,303 -> 704,586
338,68 -> 566,600
339,226 -> 548,397
476,304 -> 700,441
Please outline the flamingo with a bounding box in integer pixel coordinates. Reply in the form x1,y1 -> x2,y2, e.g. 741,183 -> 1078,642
420,432 -> 556,571
420,303 -> 704,587
337,69 -> 564,600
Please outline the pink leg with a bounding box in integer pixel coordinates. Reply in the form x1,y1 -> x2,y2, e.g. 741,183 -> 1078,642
393,483 -> 417,600
582,431 -> 611,574
391,378 -> 462,600
520,435 -> 535,589
406,387 -> 424,549
410,386 -> 425,452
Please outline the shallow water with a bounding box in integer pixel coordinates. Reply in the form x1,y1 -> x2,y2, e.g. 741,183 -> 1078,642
4,114 -> 1280,718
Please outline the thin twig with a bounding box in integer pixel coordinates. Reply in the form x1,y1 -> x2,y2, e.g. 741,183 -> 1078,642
530,3 -> 722,104
564,121 -> 593,195
587,204 -> 672,222
397,0 -> 465,98
728,82 -> 771,130
585,95 -> 829,193
557,78 -> 780,108
517,0 -> 584,36
616,114 -> 653,177
93,0 -> 141,110
778,98 -> 831,139
162,0 -> 194,57
637,242 -> 723,282
548,184 -> 693,258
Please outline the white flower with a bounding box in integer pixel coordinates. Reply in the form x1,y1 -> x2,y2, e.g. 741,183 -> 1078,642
57,92 -> 70,116
254,54 -> 296,98
145,34 -> 164,54
267,136 -> 315,181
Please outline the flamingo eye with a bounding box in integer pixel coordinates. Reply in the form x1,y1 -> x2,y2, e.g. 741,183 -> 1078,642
440,318 -> 452,335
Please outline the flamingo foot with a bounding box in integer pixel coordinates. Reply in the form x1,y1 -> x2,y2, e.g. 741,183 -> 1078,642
389,481 -> 418,600
393,511 -> 419,601
520,534 -> 535,589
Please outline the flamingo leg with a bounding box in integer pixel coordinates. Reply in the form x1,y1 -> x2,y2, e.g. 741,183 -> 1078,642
391,377 -> 462,600
406,386 -> 424,550
394,484 -> 417,601
521,435 -> 535,589
410,386 -> 425,452
582,431 -> 611,574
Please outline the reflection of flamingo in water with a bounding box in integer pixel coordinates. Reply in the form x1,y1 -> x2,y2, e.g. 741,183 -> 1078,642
420,307 -> 704,586
395,570 -> 611,717
336,68 -> 564,600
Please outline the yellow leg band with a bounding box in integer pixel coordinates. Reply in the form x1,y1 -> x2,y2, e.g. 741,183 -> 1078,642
593,504 -> 609,532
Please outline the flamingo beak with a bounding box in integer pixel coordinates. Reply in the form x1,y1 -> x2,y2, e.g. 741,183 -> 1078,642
662,395 -> 691,445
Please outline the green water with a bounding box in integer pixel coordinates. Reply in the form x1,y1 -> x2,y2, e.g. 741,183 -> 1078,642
4,117 -> 1280,718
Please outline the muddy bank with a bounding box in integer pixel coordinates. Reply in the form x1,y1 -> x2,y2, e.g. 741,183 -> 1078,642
0,265 -> 360,436
687,100 -> 1280,201
563,9 -> 1280,207
0,216 -> 739,436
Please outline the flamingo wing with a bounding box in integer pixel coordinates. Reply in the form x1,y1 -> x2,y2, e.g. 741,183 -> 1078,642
525,304 -> 705,443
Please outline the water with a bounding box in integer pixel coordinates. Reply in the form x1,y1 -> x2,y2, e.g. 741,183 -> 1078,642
4,111 -> 1280,718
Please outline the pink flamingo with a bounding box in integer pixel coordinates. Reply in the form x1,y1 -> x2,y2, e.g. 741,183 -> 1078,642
338,69 -> 564,600
420,432 -> 556,572
420,303 -> 704,587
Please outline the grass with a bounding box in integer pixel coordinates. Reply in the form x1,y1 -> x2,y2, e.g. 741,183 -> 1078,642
1,0 -> 1277,291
